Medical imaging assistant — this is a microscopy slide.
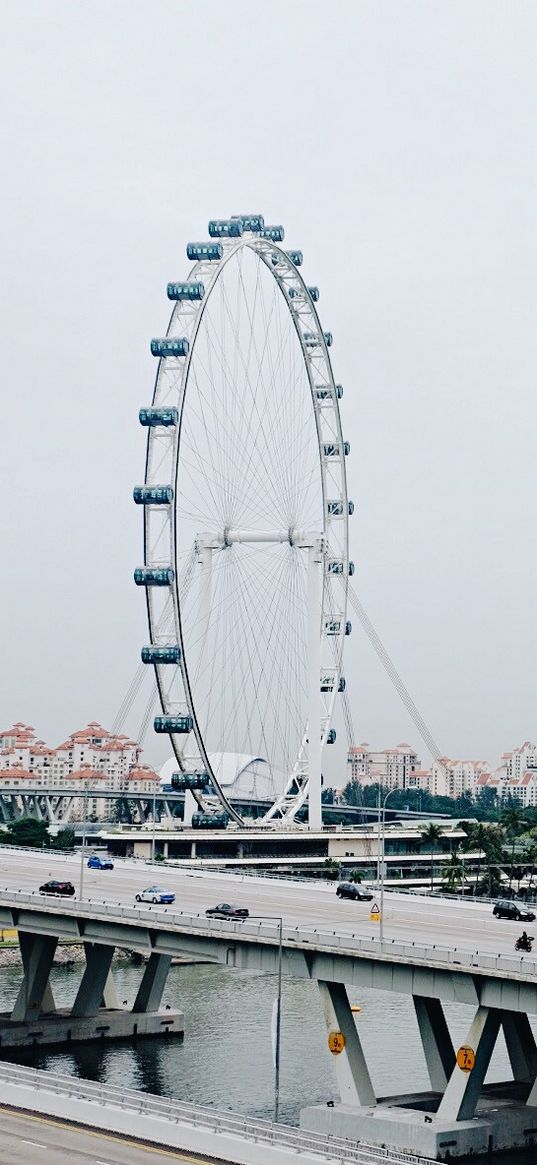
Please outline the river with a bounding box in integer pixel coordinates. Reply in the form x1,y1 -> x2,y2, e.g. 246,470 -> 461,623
0,958 -> 533,1162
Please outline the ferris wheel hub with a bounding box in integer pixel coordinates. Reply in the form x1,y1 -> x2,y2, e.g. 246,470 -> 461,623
198,528 -> 324,550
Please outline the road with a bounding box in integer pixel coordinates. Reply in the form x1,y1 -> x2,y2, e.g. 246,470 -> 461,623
0,846 -> 529,961
0,1107 -> 230,1164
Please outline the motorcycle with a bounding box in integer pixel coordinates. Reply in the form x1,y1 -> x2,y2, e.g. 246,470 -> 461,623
515,934 -> 534,952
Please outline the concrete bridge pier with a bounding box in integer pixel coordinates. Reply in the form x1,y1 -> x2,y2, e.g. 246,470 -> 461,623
11,933 -> 58,1021
301,988 -> 537,1161
133,953 -> 172,1014
0,934 -> 183,1049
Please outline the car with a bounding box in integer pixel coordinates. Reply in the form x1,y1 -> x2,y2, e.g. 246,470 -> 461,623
493,900 -> 536,922
336,882 -> 374,902
135,886 -> 176,905
39,880 -> 75,897
205,902 -> 249,919
87,854 -> 114,870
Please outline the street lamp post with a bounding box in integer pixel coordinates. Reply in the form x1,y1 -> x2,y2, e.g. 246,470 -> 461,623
152,781 -> 157,864
249,915 -> 283,1123
379,787 -> 419,943
79,780 -> 90,902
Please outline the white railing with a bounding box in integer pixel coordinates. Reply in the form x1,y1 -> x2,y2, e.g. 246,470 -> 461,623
0,1062 -> 435,1165
0,887 -> 535,981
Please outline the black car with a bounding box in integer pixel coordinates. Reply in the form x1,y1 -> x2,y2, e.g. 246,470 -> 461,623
206,902 -> 249,919
39,880 -> 75,897
493,899 -> 536,922
336,882 -> 374,902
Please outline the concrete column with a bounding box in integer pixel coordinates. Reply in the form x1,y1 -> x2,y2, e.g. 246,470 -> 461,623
190,841 -> 197,859
502,1012 -> 537,1086
71,943 -> 115,1019
437,1006 -> 501,1122
318,981 -> 375,1106
132,953 -> 172,1013
102,968 -> 119,1009
11,933 -> 58,1021
413,996 -> 455,1091
44,796 -> 56,823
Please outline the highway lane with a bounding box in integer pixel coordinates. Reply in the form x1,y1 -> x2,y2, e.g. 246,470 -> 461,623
0,1107 -> 231,1164
0,848 -> 531,962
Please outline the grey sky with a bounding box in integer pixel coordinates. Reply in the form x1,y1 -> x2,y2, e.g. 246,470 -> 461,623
1,0 -> 536,775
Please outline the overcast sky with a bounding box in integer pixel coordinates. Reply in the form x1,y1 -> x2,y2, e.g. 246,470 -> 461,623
1,0 -> 536,775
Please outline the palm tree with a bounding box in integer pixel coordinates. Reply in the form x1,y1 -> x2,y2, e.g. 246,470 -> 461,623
501,805 -> 527,893
442,849 -> 464,894
420,823 -> 443,892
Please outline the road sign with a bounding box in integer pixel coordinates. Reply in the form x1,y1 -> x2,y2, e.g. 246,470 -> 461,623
328,1030 -> 346,1055
456,1045 -> 475,1072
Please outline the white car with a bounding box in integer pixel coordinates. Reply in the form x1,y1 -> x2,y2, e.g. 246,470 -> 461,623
135,886 -> 176,905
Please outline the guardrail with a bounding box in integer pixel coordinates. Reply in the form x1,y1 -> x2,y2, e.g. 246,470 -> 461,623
0,1061 -> 435,1165
0,887 -> 535,982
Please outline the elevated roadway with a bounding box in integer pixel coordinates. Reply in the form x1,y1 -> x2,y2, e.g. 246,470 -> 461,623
0,846 -> 528,966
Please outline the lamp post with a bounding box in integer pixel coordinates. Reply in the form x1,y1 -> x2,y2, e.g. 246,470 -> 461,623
249,915 -> 283,1123
379,787 -> 419,943
79,780 -> 90,902
152,780 -> 157,864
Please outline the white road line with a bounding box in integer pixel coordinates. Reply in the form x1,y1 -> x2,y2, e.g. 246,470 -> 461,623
21,1140 -> 45,1148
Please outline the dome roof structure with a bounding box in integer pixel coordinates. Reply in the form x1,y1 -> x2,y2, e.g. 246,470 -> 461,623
159,752 -> 285,802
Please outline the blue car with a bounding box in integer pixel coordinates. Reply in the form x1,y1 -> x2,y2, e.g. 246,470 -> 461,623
87,854 -> 114,870
135,886 -> 176,905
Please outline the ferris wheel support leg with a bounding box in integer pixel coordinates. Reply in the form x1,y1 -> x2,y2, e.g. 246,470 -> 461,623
307,543 -> 323,831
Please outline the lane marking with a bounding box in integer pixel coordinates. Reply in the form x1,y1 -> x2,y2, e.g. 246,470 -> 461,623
21,1140 -> 45,1148
0,1107 -> 227,1163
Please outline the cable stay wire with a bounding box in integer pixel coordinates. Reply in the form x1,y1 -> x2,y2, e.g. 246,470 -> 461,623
346,581 -> 443,763
138,686 -> 159,747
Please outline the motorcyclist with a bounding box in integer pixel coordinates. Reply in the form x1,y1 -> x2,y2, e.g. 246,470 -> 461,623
519,930 -> 531,951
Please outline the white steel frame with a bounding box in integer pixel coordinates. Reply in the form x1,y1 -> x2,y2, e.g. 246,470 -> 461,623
142,235 -> 349,827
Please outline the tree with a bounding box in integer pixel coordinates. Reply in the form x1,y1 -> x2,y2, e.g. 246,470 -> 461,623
112,798 -> 134,825
501,806 -> 527,893
420,823 -> 443,892
51,827 -> 75,851
323,858 -> 339,881
3,818 -> 50,849
442,849 -> 465,894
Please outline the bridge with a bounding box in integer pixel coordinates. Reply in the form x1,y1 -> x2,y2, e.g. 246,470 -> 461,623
0,1062 -> 433,1165
0,851 -> 535,1159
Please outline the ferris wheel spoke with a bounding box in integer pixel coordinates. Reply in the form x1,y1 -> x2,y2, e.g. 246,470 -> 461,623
202,289 -> 294,525
219,267 -> 296,515
190,319 -> 286,527
183,358 -> 290,530
225,273 -> 304,521
227,553 -> 302,772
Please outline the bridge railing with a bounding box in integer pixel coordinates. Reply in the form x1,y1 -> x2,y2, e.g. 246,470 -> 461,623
0,1061 -> 435,1165
0,887 -> 535,980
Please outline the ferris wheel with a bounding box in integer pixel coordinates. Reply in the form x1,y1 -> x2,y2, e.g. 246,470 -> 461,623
134,215 -> 353,828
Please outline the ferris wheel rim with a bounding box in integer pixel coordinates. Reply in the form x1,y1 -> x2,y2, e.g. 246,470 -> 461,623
140,227 -> 350,826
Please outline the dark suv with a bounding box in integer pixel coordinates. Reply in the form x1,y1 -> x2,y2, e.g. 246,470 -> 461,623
39,880 -> 75,897
336,882 -> 373,902
493,900 -> 535,922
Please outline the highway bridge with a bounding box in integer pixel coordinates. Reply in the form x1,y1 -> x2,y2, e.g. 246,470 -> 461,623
0,850 -> 536,1160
